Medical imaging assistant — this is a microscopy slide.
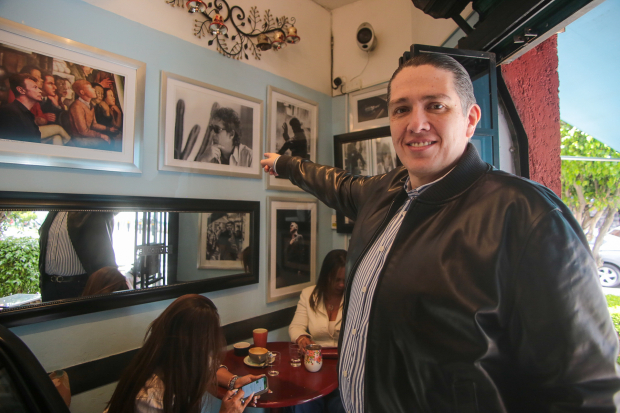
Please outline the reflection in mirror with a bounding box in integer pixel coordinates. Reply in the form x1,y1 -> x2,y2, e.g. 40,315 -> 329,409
0,208 -> 256,310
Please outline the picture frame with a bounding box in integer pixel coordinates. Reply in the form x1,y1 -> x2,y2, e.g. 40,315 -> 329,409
334,126 -> 401,233
348,82 -> 389,132
198,211 -> 252,270
266,86 -> 318,191
0,18 -> 145,173
159,71 -> 263,178
267,196 -> 317,303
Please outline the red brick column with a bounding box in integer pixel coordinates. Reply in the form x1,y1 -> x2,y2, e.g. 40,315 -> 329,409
501,35 -> 561,196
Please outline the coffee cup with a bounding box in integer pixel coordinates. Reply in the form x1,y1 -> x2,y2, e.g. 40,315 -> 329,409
248,347 -> 269,364
253,328 -> 268,348
233,342 -> 251,357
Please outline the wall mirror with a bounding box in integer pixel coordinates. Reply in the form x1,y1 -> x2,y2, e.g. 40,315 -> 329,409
0,191 -> 260,327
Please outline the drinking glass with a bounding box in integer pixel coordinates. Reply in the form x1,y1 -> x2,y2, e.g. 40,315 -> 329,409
289,343 -> 302,367
268,351 -> 281,376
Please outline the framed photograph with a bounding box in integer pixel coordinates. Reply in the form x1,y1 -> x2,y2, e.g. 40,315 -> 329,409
266,86 -> 318,191
159,71 -> 263,178
267,197 -> 317,303
0,18 -> 144,173
348,82 -> 389,132
198,211 -> 252,270
334,126 -> 401,233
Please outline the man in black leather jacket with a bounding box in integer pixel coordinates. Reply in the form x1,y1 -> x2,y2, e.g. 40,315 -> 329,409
261,54 -> 620,412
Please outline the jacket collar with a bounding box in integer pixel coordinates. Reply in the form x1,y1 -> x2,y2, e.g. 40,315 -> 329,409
399,142 -> 491,204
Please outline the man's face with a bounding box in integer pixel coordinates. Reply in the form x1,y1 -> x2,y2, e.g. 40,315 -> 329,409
94,85 -> 104,101
17,78 -> 43,102
42,75 -> 56,97
210,118 -> 235,157
80,83 -> 97,100
29,69 -> 43,88
290,222 -> 298,233
388,65 -> 480,186
55,78 -> 68,97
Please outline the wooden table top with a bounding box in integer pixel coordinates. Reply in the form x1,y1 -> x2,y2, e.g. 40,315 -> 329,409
217,341 -> 338,409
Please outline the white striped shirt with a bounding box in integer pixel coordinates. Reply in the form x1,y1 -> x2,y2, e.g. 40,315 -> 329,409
339,174 -> 447,413
45,212 -> 86,276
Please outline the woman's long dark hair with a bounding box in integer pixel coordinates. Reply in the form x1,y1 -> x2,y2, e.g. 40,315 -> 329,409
309,249 -> 347,312
106,294 -> 225,413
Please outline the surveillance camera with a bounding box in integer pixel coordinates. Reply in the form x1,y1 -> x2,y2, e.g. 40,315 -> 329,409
356,22 -> 377,52
333,77 -> 346,88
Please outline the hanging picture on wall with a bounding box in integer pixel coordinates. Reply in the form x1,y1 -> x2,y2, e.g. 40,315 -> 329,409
267,197 -> 317,303
334,126 -> 402,233
348,82 -> 389,132
266,86 -> 318,191
159,71 -> 263,178
198,211 -> 252,270
0,18 -> 144,173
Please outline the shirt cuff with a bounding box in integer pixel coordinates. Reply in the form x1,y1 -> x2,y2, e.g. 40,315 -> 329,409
272,155 -> 282,175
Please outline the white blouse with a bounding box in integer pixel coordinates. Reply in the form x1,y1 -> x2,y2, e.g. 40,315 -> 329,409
289,286 -> 343,348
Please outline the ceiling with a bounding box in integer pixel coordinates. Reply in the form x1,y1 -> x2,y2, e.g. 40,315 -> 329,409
558,0 -> 620,152
311,0 -> 360,11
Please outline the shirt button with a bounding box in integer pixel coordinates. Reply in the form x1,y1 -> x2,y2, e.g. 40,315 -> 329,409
343,370 -> 348,377
362,286 -> 367,293
378,246 -> 384,252
352,328 -> 356,335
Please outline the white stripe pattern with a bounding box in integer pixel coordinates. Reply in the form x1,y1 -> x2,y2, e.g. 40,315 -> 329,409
45,212 -> 86,276
338,177 -> 436,413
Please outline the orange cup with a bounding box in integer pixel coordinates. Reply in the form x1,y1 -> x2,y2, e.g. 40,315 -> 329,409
253,328 -> 268,348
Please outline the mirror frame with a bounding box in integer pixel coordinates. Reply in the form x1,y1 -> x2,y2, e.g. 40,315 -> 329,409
0,191 -> 260,327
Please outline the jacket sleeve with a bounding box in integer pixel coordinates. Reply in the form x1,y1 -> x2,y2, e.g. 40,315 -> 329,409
289,287 -> 313,343
510,208 -> 620,411
275,155 -> 376,221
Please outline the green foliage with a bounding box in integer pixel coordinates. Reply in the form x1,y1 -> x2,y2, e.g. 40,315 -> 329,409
605,295 -> 620,364
606,294 -> 620,307
0,236 -> 40,296
561,122 -> 620,260
0,211 -> 39,238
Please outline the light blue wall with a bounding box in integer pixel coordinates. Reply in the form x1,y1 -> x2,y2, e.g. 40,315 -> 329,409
1,1 -> 333,411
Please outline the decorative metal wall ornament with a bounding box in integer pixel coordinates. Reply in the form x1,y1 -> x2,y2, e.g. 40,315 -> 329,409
166,0 -> 300,60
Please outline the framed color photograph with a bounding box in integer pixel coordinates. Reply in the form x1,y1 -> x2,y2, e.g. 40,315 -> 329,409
268,197 -> 317,303
0,18 -> 144,173
334,126 -> 401,233
266,86 -> 318,191
198,211 -> 252,270
159,71 -> 263,178
348,82 -> 388,132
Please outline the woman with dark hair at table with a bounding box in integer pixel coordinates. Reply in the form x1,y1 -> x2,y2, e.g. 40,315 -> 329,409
106,294 -> 262,413
81,266 -> 129,296
287,250 -> 347,413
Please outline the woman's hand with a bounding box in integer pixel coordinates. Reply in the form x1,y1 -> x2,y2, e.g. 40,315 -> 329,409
220,388 -> 255,413
297,335 -> 314,350
234,374 -> 264,389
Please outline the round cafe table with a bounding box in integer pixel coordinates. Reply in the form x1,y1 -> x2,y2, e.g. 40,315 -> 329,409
217,341 -> 338,412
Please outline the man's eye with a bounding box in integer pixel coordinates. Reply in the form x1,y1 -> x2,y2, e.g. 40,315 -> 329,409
392,107 -> 408,115
429,103 -> 445,110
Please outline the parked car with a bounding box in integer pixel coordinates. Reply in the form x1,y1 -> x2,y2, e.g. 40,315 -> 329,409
593,234 -> 620,288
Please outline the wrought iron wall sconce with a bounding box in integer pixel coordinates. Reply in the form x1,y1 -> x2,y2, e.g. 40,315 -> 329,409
166,0 -> 300,60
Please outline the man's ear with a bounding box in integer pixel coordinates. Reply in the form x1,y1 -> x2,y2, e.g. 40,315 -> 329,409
465,104 -> 482,138
15,86 -> 25,96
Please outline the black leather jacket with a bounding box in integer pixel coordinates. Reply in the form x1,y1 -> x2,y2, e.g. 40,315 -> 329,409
276,144 -> 620,412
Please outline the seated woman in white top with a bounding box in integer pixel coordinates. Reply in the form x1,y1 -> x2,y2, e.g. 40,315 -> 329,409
106,294 -> 263,413
286,250 -> 347,413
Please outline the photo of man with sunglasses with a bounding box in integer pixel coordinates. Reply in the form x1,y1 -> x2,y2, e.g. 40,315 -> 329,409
195,106 -> 252,167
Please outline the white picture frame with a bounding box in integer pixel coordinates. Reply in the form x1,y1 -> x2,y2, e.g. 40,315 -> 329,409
266,86 -> 318,191
348,82 -> 389,132
198,211 -> 251,270
159,71 -> 263,178
0,18 -> 144,173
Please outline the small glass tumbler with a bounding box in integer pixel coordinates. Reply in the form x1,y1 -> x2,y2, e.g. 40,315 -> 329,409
268,351 -> 281,376
289,343 -> 302,367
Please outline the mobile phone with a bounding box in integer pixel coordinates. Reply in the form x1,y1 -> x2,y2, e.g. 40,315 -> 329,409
238,376 -> 269,401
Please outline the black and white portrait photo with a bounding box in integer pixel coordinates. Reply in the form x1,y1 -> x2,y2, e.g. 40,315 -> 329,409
198,212 -> 251,270
372,136 -> 397,175
161,72 -> 262,178
268,198 -> 317,303
343,140 -> 371,175
267,86 -> 318,191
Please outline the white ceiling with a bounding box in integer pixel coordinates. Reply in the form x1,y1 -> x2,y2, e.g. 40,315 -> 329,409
311,0 -> 361,11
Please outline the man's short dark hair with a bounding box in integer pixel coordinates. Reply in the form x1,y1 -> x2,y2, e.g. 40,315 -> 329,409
19,65 -> 42,76
9,73 -> 36,96
212,107 -> 241,147
41,71 -> 54,82
387,53 -> 476,115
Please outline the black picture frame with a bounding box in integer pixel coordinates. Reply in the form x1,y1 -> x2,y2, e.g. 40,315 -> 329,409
0,191 -> 260,327
333,126 -> 402,233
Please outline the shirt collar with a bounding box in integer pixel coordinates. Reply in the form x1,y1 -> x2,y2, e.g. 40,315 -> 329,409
404,166 -> 457,198
78,97 -> 91,107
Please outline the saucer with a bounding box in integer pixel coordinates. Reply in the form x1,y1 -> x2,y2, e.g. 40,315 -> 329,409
243,356 -> 266,368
